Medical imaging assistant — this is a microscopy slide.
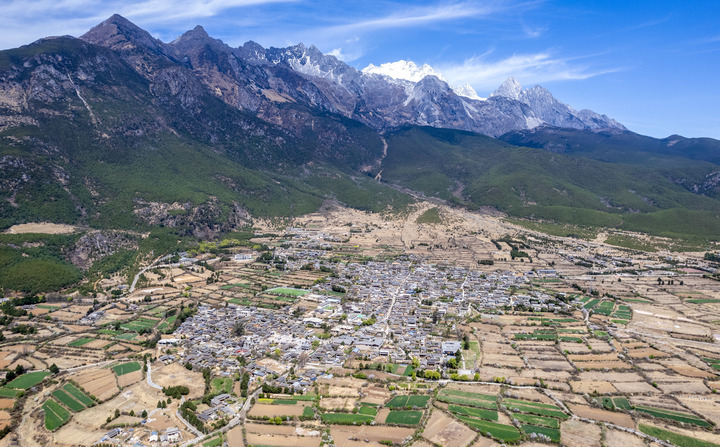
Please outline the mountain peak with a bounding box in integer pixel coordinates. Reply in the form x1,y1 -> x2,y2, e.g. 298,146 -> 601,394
81,14 -> 164,53
491,77 -> 524,100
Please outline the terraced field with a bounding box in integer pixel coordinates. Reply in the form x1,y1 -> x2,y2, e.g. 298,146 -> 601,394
634,405 -> 710,427
455,415 -> 522,443
42,399 -> 70,431
385,410 -> 423,425
112,362 -> 141,376
5,371 -> 51,390
385,394 -> 430,408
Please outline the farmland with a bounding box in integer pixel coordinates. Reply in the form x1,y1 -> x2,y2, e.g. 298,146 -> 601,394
385,395 -> 430,408
5,371 -> 51,390
112,362 -> 142,376
42,399 -> 70,431
384,410 -> 423,425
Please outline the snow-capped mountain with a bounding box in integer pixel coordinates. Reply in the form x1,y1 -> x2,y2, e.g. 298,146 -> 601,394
81,15 -> 624,138
362,60 -> 483,101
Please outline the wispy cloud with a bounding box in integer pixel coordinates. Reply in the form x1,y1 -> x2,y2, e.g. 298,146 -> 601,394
437,51 -> 622,92
326,2 -> 502,33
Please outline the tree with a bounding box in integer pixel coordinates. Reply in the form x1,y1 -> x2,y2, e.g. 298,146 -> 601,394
233,322 -> 245,337
49,363 -> 59,374
141,410 -> 147,418
412,357 -> 420,368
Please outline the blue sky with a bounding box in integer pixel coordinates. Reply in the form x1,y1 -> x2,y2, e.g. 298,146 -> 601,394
1,0 -> 719,138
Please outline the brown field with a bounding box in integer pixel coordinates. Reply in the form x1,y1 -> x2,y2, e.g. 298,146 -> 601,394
0,411 -> 9,430
152,362 -> 205,397
613,381 -> 660,394
319,397 -> 357,411
227,425 -> 244,446
568,353 -> 620,362
246,433 -> 321,447
0,400 -> 12,410
626,348 -> 668,358
604,428 -> 646,447
117,369 -> 142,388
249,404 -> 305,417
73,367 -> 119,401
676,394 -> 720,425
423,410 -> 476,447
667,364 -> 717,378
84,339 -> 113,349
330,425 -> 414,447
245,422 -> 301,435
573,360 -> 631,370
567,403 -> 634,428
569,381 -> 617,394
656,380 -> 710,394
561,419 -> 602,447
4,223 -> 77,234
322,386 -> 361,397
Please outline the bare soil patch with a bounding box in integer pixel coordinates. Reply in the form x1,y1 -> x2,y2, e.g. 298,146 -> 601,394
567,403 -> 634,428
249,404 -> 305,417
330,425 -> 414,447
245,433 -> 321,447
561,419 -> 602,447
152,362 -> 204,397
569,381 -> 617,394
117,369 -> 142,388
0,400 -> 12,410
4,223 -> 77,234
423,410 -> 476,447
73,367 -> 119,401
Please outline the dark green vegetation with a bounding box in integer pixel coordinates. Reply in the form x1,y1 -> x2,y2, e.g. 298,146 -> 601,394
634,405 -> 711,427
112,362 -> 141,376
455,415 -> 523,443
5,371 -> 51,390
381,126 -> 720,241
0,36 -> 410,234
639,424 -> 720,447
320,413 -> 374,424
384,410 -> 423,425
416,207 -> 442,224
436,389 -> 497,409
42,398 -> 71,431
385,395 -> 431,408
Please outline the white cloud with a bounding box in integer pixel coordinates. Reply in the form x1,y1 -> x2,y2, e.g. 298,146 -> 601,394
327,2 -> 505,34
437,51 -> 622,92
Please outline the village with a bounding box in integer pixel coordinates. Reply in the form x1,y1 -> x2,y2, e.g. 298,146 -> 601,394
0,204 -> 719,447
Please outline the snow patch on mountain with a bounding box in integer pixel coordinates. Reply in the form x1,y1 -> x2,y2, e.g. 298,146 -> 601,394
362,60 -> 484,100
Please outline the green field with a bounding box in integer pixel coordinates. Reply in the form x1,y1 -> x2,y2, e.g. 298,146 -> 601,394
6,371 -> 51,390
455,415 -> 522,443
43,398 -> 71,431
211,378 -> 233,395
503,399 -> 568,419
321,413 -> 374,424
358,406 -> 378,416
112,362 -> 141,376
402,365 -> 415,376
51,389 -> 85,412
114,332 -> 137,340
302,406 -> 314,418
612,397 -> 632,410
385,410 -> 423,425
63,383 -> 94,406
639,424 -> 720,447
385,395 -> 430,408
203,436 -> 223,447
521,424 -> 561,442
634,405 -> 710,427
265,287 -> 309,296
271,399 -> 297,405
511,412 -> 560,428
67,337 -> 94,347
449,404 -> 498,421
687,299 -> 720,304
0,387 -> 22,397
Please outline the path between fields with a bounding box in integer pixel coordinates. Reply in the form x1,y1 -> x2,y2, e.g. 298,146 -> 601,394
146,361 -> 161,390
